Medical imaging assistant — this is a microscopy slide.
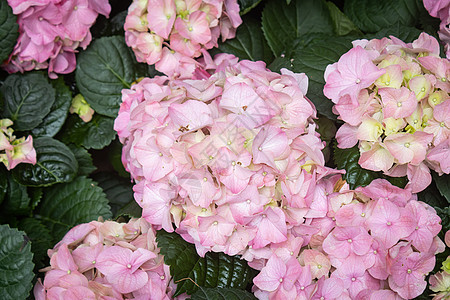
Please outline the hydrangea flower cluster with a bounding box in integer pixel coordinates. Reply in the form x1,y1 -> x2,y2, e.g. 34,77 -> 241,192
253,178 -> 443,299
124,0 -> 242,78
34,218 -> 179,299
429,230 -> 450,300
423,0 -> 450,58
0,118 -> 36,170
324,32 -> 450,193
3,0 -> 111,79
115,53 -> 352,261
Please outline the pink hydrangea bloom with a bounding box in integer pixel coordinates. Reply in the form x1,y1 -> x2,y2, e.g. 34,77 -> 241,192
325,33 -> 450,192
115,54 -> 348,263
3,0 -> 111,78
250,179 -> 442,299
124,0 -> 242,78
34,218 -> 182,299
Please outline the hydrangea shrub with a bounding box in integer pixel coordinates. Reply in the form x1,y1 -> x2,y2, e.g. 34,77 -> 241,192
0,0 -> 449,299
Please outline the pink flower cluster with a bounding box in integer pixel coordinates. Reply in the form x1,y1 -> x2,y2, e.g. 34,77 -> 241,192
429,231 -> 450,300
0,118 -> 36,170
115,53 -> 352,261
253,178 -> 443,300
324,33 -> 450,193
34,218 -> 179,300
124,0 -> 241,78
3,0 -> 111,79
423,0 -> 450,58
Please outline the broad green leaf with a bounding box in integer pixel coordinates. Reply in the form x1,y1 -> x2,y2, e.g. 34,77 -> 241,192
0,73 -> 55,131
1,174 -> 31,216
333,144 -> 380,189
343,0 -> 421,33
0,167 -> 7,205
91,172 -> 140,218
268,57 -> 292,73
76,36 -> 137,117
215,17 -> 273,63
261,0 -> 333,56
433,173 -> 450,204
0,225 -> 34,300
108,139 -> 130,178
12,137 -> 78,187
61,114 -> 116,150
156,230 -> 257,296
325,2 -> 361,36
17,218 -> 53,270
418,180 -> 448,209
32,77 -> 72,137
288,36 -> 354,119
366,24 -> 422,43
436,207 -> 450,232
36,176 -> 112,241
0,1 -> 18,64
67,144 -> 96,176
190,287 -> 257,300
333,144 -> 407,189
315,116 -> 336,142
381,175 -> 408,189
237,0 -> 263,15
29,187 -> 43,210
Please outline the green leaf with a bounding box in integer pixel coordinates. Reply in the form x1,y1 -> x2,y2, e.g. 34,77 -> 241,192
0,73 -> 55,131
0,167 -> 7,205
91,172 -> 140,218
237,0 -> 263,15
62,114 -> 116,149
433,173 -> 450,204
333,144 -> 380,189
76,36 -> 137,117
29,187 -> 43,210
418,180 -> 448,209
36,176 -> 112,241
343,0 -> 421,33
0,1 -> 19,64
325,2 -> 361,36
288,36 -> 354,119
67,144 -> 96,176
261,0 -> 333,56
190,287 -> 257,300
366,23 -> 422,43
1,174 -> 31,216
17,218 -> 53,270
108,139 -> 130,178
436,207 -> 450,232
12,137 -> 78,187
156,230 -> 257,296
0,225 -> 34,300
32,77 -> 72,137
215,17 -> 273,63
268,57 -> 292,73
